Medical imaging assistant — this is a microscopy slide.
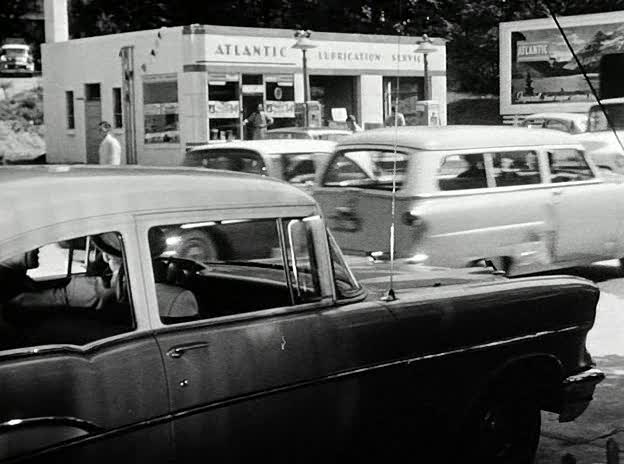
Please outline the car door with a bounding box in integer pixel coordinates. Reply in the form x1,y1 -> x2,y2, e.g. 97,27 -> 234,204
0,221 -> 171,463
428,149 -> 553,272
546,148 -> 619,262
313,148 -> 413,256
140,212 -> 407,462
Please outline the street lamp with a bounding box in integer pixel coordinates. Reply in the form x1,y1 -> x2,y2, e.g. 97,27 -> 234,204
414,34 -> 437,101
292,30 -> 317,127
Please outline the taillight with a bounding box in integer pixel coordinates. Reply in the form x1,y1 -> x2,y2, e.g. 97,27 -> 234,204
402,211 -> 426,228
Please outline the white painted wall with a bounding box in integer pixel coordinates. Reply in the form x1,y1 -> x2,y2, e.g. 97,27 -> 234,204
43,27 -> 184,164
359,75 -> 384,127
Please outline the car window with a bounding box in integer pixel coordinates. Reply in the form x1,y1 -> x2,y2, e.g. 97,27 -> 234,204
437,153 -> 487,191
268,132 -> 309,139
282,219 -> 322,303
317,133 -> 350,141
184,148 -> 267,175
148,217 -> 323,323
491,151 -> 541,187
0,232 -> 135,352
547,149 -> 594,182
323,150 -> 408,190
282,152 -> 328,184
544,119 -> 570,133
522,118 -> 545,128
327,232 -> 361,299
2,48 -> 27,58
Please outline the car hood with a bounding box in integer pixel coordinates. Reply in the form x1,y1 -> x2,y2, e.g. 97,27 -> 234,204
348,258 -> 503,298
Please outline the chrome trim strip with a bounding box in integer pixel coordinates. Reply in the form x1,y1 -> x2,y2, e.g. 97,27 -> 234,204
0,330 -> 155,361
414,179 -> 603,199
429,221 -> 545,238
0,416 -> 102,434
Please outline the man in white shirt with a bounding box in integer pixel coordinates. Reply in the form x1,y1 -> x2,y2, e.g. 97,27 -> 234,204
384,106 -> 406,127
98,121 -> 122,165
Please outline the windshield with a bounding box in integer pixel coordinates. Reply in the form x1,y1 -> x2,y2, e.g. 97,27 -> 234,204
184,149 -> 267,175
281,152 -> 330,183
316,133 -> 351,141
322,150 -> 408,190
2,48 -> 27,58
588,103 -> 624,132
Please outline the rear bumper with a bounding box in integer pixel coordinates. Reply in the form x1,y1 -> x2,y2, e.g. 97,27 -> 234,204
559,368 -> 605,422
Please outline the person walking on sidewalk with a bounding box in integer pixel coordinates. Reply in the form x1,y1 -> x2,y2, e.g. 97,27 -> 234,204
98,121 -> 122,165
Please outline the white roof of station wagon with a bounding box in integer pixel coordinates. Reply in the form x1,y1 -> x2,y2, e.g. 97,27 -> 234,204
523,112 -> 587,121
0,165 -> 316,241
337,125 -> 581,151
189,139 -> 337,155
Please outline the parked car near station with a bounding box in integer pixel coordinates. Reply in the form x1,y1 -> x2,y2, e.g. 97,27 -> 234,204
183,139 -> 336,189
520,112 -> 588,134
0,165 -> 603,463
0,42 -> 35,76
266,126 -> 353,141
574,98 -> 624,173
314,125 -> 624,276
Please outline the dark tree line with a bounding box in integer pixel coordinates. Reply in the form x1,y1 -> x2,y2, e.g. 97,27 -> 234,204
8,0 -> 624,94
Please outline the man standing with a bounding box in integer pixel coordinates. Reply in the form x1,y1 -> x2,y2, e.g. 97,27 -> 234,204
384,106 -> 406,127
243,104 -> 273,140
98,121 -> 122,165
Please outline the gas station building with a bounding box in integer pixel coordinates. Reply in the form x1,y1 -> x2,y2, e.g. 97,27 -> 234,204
43,14 -> 446,165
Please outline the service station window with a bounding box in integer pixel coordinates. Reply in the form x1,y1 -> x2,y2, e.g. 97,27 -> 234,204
208,74 -> 240,140
113,87 -> 123,128
65,90 -> 75,129
143,75 -> 179,144
265,75 -> 295,123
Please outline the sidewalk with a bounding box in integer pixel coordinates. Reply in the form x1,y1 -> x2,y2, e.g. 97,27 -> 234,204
537,357 -> 624,462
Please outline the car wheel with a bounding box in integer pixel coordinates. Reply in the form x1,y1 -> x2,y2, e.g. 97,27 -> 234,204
177,230 -> 220,262
462,391 -> 541,464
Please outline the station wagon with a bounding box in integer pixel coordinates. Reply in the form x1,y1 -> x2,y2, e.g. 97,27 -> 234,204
314,125 -> 624,275
0,165 -> 603,463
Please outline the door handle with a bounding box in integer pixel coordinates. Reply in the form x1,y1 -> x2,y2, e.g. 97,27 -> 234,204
552,189 -> 563,196
335,206 -> 354,215
166,342 -> 210,359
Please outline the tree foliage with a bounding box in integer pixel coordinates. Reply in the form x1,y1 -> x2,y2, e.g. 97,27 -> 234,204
67,0 -> 624,94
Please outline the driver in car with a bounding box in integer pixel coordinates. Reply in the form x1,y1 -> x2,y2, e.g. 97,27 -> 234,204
1,239 -> 125,311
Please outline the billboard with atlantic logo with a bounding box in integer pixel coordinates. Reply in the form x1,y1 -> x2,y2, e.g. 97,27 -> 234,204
500,11 -> 624,115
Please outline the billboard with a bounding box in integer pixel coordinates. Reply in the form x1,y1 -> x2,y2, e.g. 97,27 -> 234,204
500,11 -> 624,115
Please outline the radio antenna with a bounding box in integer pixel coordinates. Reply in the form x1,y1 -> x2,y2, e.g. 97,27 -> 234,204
545,2 -> 624,155
381,1 -> 403,302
